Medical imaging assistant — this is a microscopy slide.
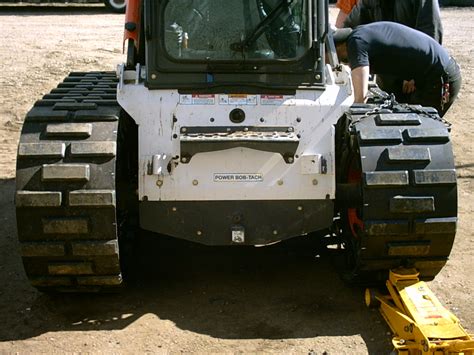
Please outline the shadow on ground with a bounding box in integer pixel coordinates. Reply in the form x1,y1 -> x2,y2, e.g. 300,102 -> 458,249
0,179 -> 391,352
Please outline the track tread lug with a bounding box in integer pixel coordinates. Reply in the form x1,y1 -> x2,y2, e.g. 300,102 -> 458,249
48,262 -> 94,275
69,190 -> 116,207
70,142 -> 116,158
42,217 -> 90,235
404,127 -> 450,142
414,217 -> 457,234
364,220 -> 410,235
16,191 -> 62,207
387,146 -> 431,162
21,242 -> 65,257
413,169 -> 456,185
71,240 -> 119,256
45,123 -> 93,138
42,163 -> 91,182
18,142 -> 66,159
364,171 -> 409,187
375,112 -> 421,126
390,195 -> 435,213
53,102 -> 98,111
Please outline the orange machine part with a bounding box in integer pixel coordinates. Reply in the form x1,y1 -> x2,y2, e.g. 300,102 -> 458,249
347,157 -> 364,237
123,0 -> 142,50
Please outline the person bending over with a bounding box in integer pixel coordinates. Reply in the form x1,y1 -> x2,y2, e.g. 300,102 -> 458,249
333,22 -> 461,117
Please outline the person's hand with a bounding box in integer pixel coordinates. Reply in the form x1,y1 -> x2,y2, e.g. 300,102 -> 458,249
402,79 -> 416,94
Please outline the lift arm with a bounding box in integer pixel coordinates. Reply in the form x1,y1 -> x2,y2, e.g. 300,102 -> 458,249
366,268 -> 474,354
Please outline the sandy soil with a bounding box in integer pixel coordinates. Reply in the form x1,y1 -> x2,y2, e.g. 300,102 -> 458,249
0,5 -> 472,354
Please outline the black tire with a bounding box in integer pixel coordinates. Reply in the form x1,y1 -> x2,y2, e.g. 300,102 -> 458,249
103,0 -> 126,13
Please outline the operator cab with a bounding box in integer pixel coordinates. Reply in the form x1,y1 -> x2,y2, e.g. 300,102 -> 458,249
142,0 -> 327,90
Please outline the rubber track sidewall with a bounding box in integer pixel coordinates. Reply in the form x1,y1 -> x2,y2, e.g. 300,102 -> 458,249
15,72 -> 123,292
340,108 -> 457,283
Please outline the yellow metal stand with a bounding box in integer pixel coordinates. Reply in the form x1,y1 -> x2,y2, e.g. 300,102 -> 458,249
366,268 -> 474,354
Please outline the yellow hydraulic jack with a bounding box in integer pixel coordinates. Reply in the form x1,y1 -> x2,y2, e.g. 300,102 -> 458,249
365,267 -> 474,354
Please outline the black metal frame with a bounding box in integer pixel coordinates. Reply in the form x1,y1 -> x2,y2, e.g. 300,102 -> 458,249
143,0 -> 328,90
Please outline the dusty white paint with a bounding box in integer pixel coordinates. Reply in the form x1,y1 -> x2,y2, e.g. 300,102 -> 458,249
118,65 -> 354,201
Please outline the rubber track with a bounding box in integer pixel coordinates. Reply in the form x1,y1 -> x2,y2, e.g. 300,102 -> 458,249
348,107 -> 457,281
15,71 -> 122,292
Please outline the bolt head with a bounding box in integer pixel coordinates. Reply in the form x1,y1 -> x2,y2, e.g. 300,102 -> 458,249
181,157 -> 188,163
277,179 -> 283,186
312,179 -> 318,186
172,207 -> 177,212
151,73 -> 157,80
196,230 -> 202,236
192,179 -> 199,186
156,179 -> 163,187
297,206 -> 303,211
272,230 -> 278,235
287,157 -> 294,163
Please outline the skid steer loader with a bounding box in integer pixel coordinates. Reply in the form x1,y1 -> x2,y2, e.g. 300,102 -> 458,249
15,0 -> 457,292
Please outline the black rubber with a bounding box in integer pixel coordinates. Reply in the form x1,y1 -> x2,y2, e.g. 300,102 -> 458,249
337,104 -> 457,283
103,0 -> 126,13
15,72 -> 123,292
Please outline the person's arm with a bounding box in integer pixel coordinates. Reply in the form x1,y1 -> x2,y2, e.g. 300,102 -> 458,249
351,66 -> 370,103
415,0 -> 444,44
335,10 -> 349,28
402,79 -> 416,94
335,0 -> 352,28
343,0 -> 376,28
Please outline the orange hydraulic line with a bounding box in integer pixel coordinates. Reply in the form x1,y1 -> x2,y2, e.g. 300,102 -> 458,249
123,0 -> 142,51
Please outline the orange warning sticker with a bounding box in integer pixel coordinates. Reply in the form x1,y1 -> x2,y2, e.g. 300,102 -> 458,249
219,94 -> 257,105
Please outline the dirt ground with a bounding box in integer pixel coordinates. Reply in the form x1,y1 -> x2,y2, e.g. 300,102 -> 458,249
0,5 -> 472,354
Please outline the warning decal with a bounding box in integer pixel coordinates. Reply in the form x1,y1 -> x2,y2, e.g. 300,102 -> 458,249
219,94 -> 257,105
179,94 -> 215,105
260,95 -> 295,105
